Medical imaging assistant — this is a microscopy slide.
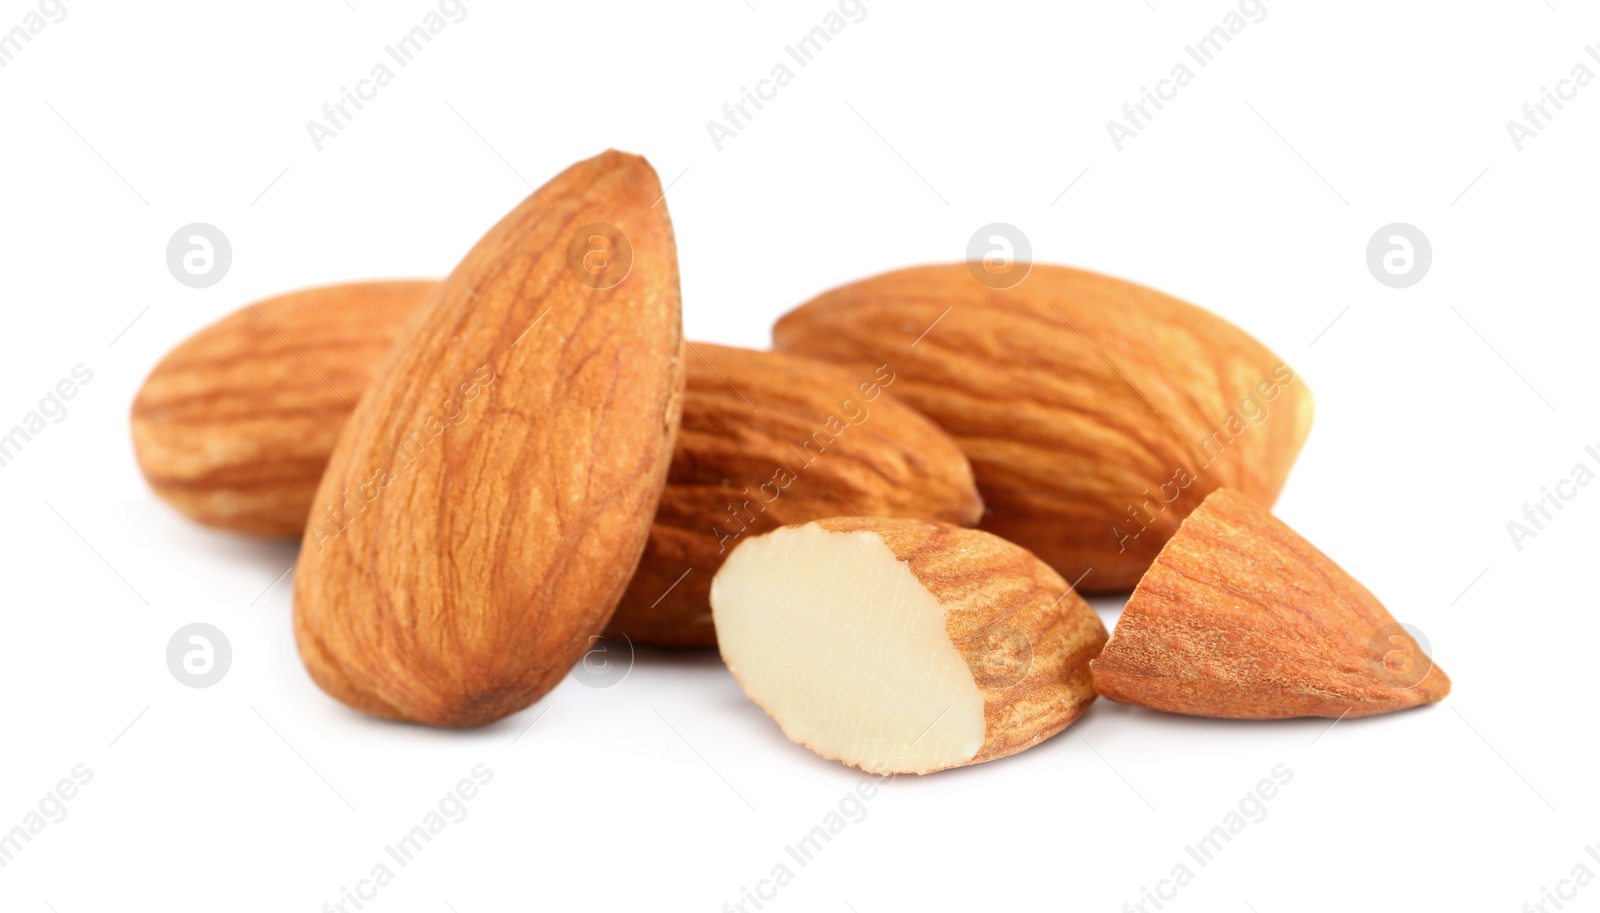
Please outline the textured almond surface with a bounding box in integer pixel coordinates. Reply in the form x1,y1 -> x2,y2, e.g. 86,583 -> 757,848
131,281 -> 429,536
293,150 -> 685,727
1091,489 -> 1450,719
772,264 -> 1313,592
711,517 -> 1107,774
140,292 -> 982,647
606,343 -> 983,646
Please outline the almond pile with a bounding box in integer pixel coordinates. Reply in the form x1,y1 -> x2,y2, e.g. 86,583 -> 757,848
134,149 -> 1447,769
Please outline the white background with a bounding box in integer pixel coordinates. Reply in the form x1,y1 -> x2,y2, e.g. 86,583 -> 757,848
1,1 -> 1594,910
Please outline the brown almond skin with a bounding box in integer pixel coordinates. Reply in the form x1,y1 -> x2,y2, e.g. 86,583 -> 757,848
131,281 -> 429,536
293,150 -> 685,728
134,288 -> 983,647
772,264 -> 1314,593
1091,489 -> 1450,719
604,344 -> 983,646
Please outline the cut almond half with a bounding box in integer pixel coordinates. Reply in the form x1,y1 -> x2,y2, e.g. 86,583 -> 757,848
1091,489 -> 1449,719
711,517 -> 1107,774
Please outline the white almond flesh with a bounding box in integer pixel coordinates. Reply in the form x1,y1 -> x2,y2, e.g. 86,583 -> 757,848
711,517 -> 1108,775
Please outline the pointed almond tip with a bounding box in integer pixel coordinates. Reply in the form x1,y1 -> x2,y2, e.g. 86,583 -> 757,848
589,147 -> 657,181
1092,488 -> 1449,720
597,146 -> 644,160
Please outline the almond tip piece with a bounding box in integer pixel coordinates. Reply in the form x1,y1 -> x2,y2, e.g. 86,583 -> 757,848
1092,489 -> 1448,720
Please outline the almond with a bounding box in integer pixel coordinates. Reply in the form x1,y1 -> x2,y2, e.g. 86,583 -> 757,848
606,343 -> 983,646
134,288 -> 983,646
293,150 -> 685,727
1090,489 -> 1450,719
711,517 -> 1107,774
772,264 -> 1313,592
131,281 -> 428,536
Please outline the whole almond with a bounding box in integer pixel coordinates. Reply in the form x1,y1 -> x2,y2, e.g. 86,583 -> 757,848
131,281 -> 428,536
1091,489 -> 1450,719
606,343 -> 983,646
711,516 -> 1107,774
773,263 -> 1313,592
293,150 -> 685,727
